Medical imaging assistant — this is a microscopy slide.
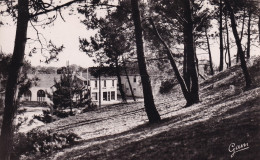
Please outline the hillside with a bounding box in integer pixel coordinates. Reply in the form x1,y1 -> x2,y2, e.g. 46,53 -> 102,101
30,57 -> 260,160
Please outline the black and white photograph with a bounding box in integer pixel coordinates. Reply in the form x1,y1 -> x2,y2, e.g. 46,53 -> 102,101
0,0 -> 259,159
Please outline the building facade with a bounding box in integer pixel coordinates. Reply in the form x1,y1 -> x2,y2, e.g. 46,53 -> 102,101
89,77 -> 118,103
19,73 -> 118,105
119,75 -> 143,97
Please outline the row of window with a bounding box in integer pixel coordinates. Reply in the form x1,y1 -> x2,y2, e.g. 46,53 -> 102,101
91,91 -> 116,101
23,90 -> 46,102
94,80 -> 115,88
91,77 -> 137,89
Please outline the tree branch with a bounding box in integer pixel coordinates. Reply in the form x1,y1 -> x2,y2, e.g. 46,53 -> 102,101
30,0 -> 86,18
149,17 -> 190,98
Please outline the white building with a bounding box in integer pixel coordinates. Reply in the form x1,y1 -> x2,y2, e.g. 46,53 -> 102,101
19,72 -> 118,105
88,77 -> 117,103
119,74 -> 162,98
20,74 -> 60,103
120,75 -> 143,97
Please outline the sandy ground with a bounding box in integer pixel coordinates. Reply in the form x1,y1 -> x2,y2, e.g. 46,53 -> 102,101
19,57 -> 260,160
15,107 -> 47,133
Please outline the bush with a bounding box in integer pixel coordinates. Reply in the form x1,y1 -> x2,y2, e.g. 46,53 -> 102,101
12,129 -> 81,159
82,100 -> 97,113
159,79 -> 176,94
53,109 -> 71,118
34,110 -> 53,123
34,109 -> 72,123
17,107 -> 27,114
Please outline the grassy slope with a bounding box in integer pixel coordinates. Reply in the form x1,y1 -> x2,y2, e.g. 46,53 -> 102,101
38,57 -> 260,160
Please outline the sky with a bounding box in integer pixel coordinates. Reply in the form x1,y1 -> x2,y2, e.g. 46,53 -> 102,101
0,1 -> 259,69
0,4 -> 98,68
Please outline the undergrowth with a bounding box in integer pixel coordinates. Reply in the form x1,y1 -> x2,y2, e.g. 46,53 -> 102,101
12,129 -> 81,159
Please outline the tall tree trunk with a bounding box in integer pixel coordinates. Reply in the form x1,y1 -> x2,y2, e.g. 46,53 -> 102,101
219,0 -> 224,71
224,0 -> 252,88
0,0 -> 29,159
246,11 -> 252,59
149,18 -> 190,104
122,57 -> 136,101
115,57 -> 127,102
131,0 -> 161,123
225,10 -> 231,67
224,46 -> 229,68
237,8 -> 246,63
240,8 -> 246,41
183,0 -> 199,105
194,47 -> 199,77
258,16 -> 260,43
183,46 -> 190,92
205,28 -> 214,75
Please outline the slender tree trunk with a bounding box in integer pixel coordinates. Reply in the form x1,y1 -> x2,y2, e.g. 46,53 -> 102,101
240,8 -> 246,41
149,18 -> 190,103
98,68 -> 101,107
258,16 -> 260,43
183,46 -> 190,92
237,8 -> 246,63
131,0 -> 161,123
0,0 -> 29,159
205,28 -> 214,75
183,47 -> 187,78
225,10 -> 231,67
224,46 -> 229,68
194,48 -> 199,77
183,0 -> 199,105
67,65 -> 73,114
193,37 -> 199,75
224,0 -> 252,88
246,11 -> 252,59
122,57 -> 136,101
115,57 -> 127,102
219,0 -> 224,71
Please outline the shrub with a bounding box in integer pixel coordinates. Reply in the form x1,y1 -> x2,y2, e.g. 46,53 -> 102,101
17,107 -> 27,114
82,100 -> 97,113
159,79 -> 176,94
12,129 -> 81,159
34,110 -> 53,123
34,109 -> 72,123
53,109 -> 71,118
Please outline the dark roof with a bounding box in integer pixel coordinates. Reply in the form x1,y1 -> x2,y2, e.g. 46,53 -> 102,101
120,61 -> 140,76
81,72 -> 117,80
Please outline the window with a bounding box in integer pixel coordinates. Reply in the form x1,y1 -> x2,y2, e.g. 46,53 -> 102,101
37,90 -> 45,101
112,80 -> 114,87
133,76 -> 137,83
92,92 -> 97,100
103,92 -> 108,101
104,80 -> 106,87
95,80 -> 97,88
133,88 -> 136,92
111,91 -> 115,100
